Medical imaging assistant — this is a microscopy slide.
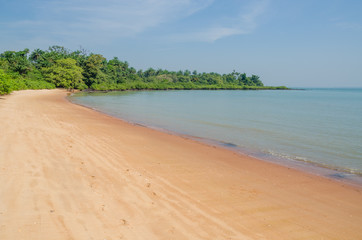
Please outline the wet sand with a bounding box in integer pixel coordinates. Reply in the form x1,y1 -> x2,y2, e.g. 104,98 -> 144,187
0,89 -> 361,240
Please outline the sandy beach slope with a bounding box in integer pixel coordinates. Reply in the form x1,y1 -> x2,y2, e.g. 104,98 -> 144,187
0,89 -> 361,240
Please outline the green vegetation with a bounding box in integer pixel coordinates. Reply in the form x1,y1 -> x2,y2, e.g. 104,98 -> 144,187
0,46 -> 287,95
42,58 -> 84,90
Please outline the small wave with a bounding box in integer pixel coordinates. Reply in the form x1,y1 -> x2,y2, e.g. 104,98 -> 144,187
264,149 -> 362,176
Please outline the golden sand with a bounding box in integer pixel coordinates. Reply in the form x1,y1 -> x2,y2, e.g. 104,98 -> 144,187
0,89 -> 361,239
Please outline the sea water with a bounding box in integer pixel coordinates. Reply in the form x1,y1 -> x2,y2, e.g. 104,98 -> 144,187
69,89 -> 362,180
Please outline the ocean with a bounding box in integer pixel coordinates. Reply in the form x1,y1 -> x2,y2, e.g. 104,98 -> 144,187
69,88 -> 362,182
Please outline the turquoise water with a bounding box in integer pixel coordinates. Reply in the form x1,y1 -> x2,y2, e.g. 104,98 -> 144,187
69,89 -> 362,177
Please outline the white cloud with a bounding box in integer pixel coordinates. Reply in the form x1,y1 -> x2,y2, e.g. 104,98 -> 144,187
1,0 -> 214,47
171,0 -> 270,42
37,0 -> 214,36
176,27 -> 247,42
1,0 -> 269,48
336,22 -> 362,31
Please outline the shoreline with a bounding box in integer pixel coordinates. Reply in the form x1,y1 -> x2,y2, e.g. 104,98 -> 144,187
1,89 -> 362,239
68,92 -> 362,188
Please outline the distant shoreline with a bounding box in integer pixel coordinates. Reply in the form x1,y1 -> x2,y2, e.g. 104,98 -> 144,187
77,85 -> 290,93
0,46 -> 285,95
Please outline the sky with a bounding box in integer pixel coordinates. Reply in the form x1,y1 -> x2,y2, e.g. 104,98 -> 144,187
0,0 -> 362,87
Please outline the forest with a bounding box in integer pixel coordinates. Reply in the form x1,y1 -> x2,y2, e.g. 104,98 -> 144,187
0,46 -> 287,94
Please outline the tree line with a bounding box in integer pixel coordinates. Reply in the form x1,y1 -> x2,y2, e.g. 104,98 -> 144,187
0,46 -> 287,94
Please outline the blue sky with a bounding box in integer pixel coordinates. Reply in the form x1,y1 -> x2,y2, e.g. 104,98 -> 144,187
1,0 -> 361,87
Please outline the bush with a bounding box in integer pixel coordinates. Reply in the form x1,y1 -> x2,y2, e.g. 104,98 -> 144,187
0,69 -> 12,94
24,79 -> 56,89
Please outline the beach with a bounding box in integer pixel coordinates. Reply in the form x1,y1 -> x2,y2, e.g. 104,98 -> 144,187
0,89 -> 361,240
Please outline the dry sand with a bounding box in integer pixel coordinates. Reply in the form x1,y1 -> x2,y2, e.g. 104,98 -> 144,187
0,89 -> 362,240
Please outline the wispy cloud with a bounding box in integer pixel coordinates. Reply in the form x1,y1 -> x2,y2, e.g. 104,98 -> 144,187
335,22 -> 362,31
171,0 -> 270,42
2,0 -> 214,46
1,0 -> 269,49
174,27 -> 247,42
45,0 -> 214,35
